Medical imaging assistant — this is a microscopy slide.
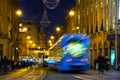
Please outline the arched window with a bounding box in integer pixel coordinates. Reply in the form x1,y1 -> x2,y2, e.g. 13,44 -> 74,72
94,44 -> 97,56
100,20 -> 103,31
91,25 -> 93,34
98,43 -> 102,55
95,21 -> 98,33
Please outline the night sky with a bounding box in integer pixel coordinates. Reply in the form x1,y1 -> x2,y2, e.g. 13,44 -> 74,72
18,0 -> 76,39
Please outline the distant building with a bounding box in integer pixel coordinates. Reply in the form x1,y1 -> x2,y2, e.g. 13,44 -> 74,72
18,20 -> 38,59
0,0 -> 19,61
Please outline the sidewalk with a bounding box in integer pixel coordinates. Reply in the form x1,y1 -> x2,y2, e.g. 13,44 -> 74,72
88,69 -> 120,76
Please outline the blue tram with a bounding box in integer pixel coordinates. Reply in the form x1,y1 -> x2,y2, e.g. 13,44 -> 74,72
48,34 -> 91,71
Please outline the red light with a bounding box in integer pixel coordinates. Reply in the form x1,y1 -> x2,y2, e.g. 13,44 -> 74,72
80,58 -> 88,62
66,58 -> 72,62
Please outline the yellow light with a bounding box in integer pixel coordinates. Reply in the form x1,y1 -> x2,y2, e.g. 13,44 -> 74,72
48,40 -> 52,43
50,36 -> 54,39
27,36 -> 31,39
19,23 -> 23,27
56,27 -> 61,32
69,10 -> 75,16
23,27 -> 28,32
33,43 -> 35,46
76,27 -> 79,30
16,9 -> 22,16
16,47 -> 18,50
38,47 -> 40,49
29,40 -> 32,44
49,43 -> 52,46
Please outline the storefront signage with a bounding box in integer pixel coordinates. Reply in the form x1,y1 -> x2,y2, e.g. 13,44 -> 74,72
107,34 -> 115,40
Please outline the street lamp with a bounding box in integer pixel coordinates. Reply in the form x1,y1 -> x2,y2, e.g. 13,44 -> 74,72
16,9 -> 22,17
69,10 -> 75,16
32,43 -> 36,47
69,10 -> 76,33
29,40 -> 33,44
27,35 -> 31,39
49,43 -> 52,46
50,35 -> 54,43
50,36 -> 54,40
48,40 -> 52,43
56,27 -> 61,32
56,27 -> 61,40
23,27 -> 28,32
13,9 -> 23,61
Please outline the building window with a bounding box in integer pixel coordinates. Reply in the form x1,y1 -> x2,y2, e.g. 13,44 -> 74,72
78,0 -> 80,4
0,44 -> 3,61
104,42 -> 108,56
91,25 -> 93,34
100,2 -> 103,8
0,22 -> 2,35
87,26 -> 89,35
95,23 -> 98,33
98,43 -> 102,55
101,20 -> 103,31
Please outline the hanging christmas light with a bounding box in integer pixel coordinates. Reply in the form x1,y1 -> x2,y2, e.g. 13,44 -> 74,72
42,0 -> 60,9
40,9 -> 51,27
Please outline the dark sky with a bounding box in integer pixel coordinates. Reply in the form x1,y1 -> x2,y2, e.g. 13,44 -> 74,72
18,0 -> 76,39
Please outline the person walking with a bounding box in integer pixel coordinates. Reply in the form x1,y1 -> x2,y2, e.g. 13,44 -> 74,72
38,58 -> 42,69
104,56 -> 110,72
97,54 -> 105,74
94,58 -> 98,70
2,56 -> 9,73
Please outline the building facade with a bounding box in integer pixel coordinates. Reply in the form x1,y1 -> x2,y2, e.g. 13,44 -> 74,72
77,0 -> 120,69
66,0 -> 120,69
18,20 -> 38,60
0,0 -> 19,61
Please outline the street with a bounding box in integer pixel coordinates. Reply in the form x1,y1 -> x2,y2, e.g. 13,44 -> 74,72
0,67 -> 46,80
44,67 -> 120,80
0,66 -> 120,80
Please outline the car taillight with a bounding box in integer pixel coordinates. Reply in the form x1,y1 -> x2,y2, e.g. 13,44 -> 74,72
66,58 -> 72,62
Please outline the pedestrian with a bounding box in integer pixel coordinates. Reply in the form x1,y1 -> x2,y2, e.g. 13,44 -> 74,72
2,56 -> 9,73
38,58 -> 42,69
97,54 -> 105,74
94,58 -> 98,70
104,56 -> 110,72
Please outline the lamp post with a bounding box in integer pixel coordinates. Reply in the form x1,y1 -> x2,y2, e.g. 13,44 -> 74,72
50,35 -> 54,43
56,27 -> 61,40
69,10 -> 76,33
13,9 -> 22,61
48,40 -> 52,47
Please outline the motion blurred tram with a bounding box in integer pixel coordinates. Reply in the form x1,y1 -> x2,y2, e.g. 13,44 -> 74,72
48,34 -> 91,71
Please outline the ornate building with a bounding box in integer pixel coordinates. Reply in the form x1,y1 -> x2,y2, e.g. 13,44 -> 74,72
76,0 -> 120,69
0,0 -> 19,61
66,0 -> 120,68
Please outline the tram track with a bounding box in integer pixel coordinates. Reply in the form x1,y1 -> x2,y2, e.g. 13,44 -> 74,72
0,67 -> 32,80
0,67 -> 47,80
